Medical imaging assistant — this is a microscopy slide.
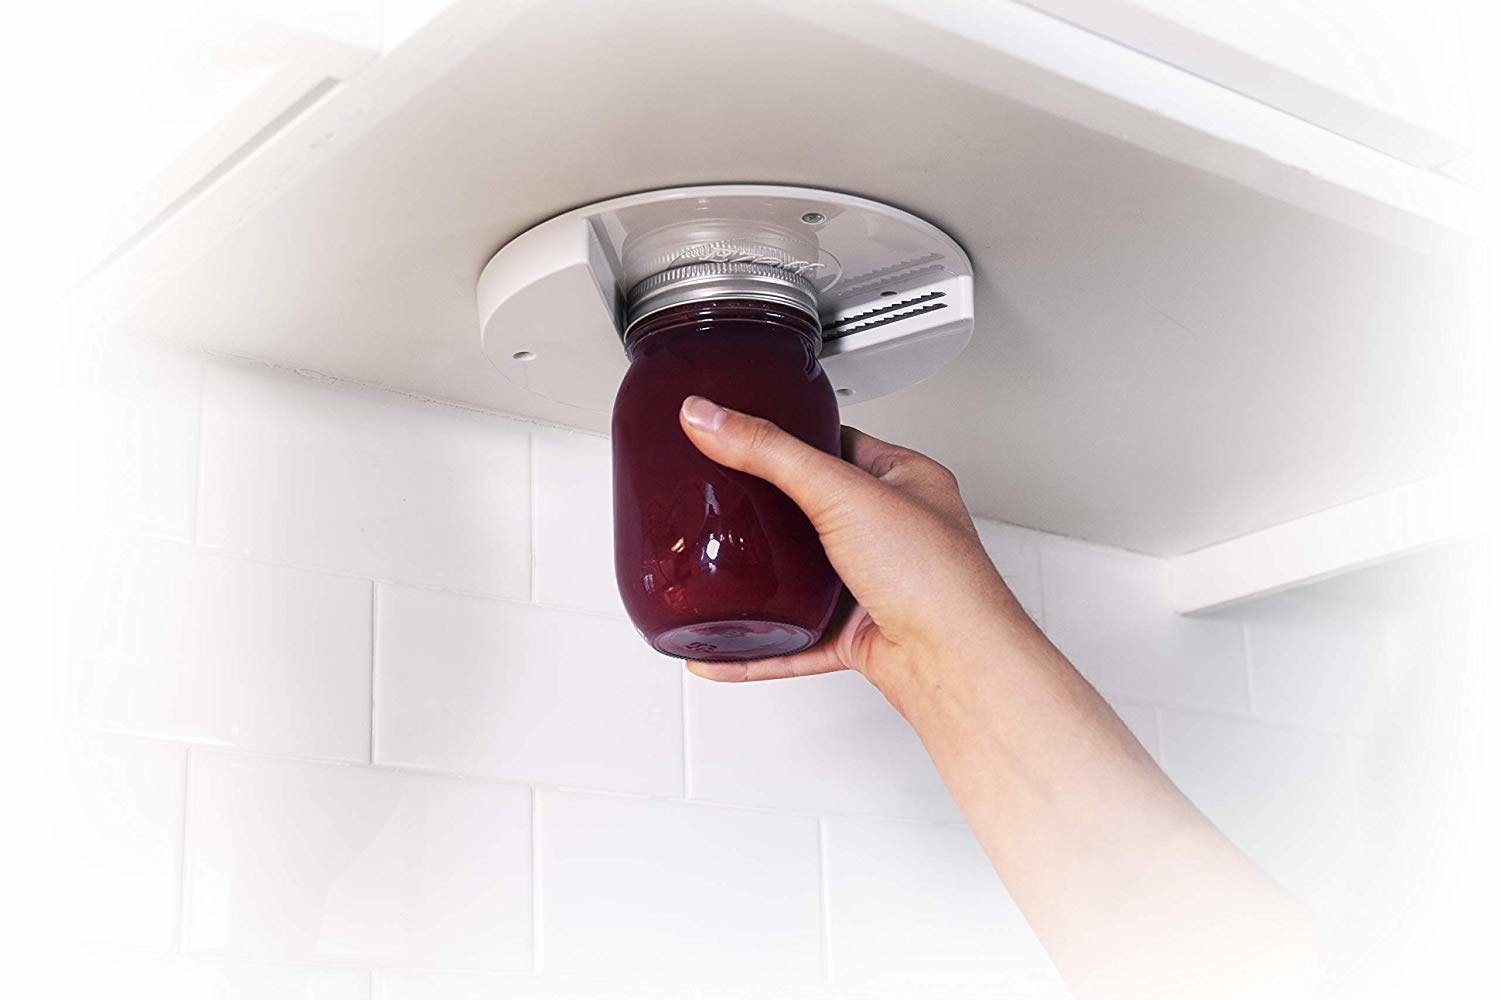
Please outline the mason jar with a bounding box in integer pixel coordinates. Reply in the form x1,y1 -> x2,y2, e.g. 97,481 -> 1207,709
612,262 -> 842,661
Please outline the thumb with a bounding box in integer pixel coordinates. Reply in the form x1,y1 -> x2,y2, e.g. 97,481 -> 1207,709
679,395 -> 880,531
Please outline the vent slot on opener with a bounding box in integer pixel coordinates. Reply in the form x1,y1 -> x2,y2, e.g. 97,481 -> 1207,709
837,253 -> 945,299
824,291 -> 948,340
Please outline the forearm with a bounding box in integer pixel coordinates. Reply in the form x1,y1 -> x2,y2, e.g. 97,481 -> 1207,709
673,401 -> 1317,993
876,600 -> 1318,998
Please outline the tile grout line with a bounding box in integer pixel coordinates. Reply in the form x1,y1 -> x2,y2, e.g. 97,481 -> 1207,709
531,785 -> 544,974
1377,611 -> 1401,702
527,432 -> 538,604
1340,732 -> 1370,862
72,725 -> 978,824
1131,699 -> 1356,741
189,356 -> 208,547
89,719 -> 1248,826
1241,620 -> 1258,717
368,582 -> 379,765
817,817 -> 834,985
681,667 -> 693,798
174,745 -> 193,952
204,349 -> 613,440
96,521 -> 627,620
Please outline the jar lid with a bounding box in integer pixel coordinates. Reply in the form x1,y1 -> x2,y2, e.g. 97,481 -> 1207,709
623,262 -> 821,338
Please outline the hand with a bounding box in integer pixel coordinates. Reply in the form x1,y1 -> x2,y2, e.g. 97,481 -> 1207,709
678,395 -> 1036,702
680,394 -> 1317,997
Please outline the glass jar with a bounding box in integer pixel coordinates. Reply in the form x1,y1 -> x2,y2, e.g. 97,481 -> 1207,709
612,263 -> 842,661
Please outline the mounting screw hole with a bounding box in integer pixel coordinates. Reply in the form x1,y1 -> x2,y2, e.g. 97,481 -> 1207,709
880,289 -> 898,297
800,211 -> 826,225
835,387 -> 855,397
512,350 -> 537,362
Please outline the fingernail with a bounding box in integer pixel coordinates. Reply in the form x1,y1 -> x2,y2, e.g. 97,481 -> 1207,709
682,395 -> 728,432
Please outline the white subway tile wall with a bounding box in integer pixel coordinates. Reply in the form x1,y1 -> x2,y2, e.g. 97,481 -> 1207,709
685,669 -> 960,821
1040,540 -> 1251,715
1156,708 -> 1357,912
183,751 -> 533,969
823,819 -> 1057,985
1242,591 -> 1390,734
63,955 -> 371,1000
55,347 -> 1392,994
50,731 -> 187,949
377,970 -> 690,999
70,337 -> 203,542
538,790 -> 822,982
375,584 -> 682,795
198,363 -> 532,598
531,428 -> 623,617
70,531 -> 373,760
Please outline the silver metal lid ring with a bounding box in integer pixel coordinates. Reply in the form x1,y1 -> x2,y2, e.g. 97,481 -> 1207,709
623,262 -> 821,339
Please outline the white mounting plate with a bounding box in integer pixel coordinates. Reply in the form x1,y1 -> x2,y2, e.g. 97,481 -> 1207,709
476,185 -> 974,413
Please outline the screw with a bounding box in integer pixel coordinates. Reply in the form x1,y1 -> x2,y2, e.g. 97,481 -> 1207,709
801,212 -> 826,225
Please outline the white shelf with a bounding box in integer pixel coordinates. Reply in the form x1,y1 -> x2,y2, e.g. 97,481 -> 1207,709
69,0 -> 1480,558
1170,470 -> 1480,614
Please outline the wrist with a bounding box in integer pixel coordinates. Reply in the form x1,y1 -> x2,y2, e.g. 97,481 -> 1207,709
866,589 -> 1047,723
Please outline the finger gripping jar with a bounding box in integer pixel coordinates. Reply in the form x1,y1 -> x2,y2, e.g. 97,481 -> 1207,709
612,262 -> 842,661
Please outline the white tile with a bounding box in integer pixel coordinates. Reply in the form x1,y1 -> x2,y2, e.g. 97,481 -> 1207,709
539,791 -> 822,983
49,732 -> 186,948
692,990 -> 849,1000
70,532 -> 372,760
823,819 -> 1059,984
1039,539 -> 1249,714
686,670 -> 958,822
1243,592 -> 1388,734
198,362 -> 530,598
974,519 -> 1045,625
1382,602 -> 1449,695
71,337 -> 202,541
1102,695 -> 1159,759
532,429 -> 622,617
375,585 -> 682,795
693,989 -> 907,1000
63,955 -> 369,1000
1156,709 -> 1356,909
703,974 -> 1067,1000
697,975 -> 1068,1000
378,971 -> 687,999
184,753 -> 532,969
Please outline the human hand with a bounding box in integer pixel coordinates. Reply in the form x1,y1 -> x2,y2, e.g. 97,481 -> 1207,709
679,396 -> 1318,998
678,395 -> 1037,700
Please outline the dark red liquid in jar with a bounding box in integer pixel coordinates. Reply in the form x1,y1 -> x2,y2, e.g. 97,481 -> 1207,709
612,300 -> 842,660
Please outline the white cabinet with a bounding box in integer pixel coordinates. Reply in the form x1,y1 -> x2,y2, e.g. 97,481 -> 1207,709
65,0 -> 384,283
1023,0 -> 1475,165
67,0 -> 1481,558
